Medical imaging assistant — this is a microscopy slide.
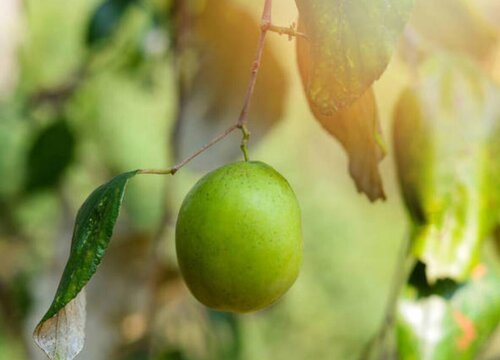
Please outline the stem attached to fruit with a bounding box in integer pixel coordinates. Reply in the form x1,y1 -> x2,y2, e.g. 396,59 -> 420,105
138,124 -> 240,175
240,124 -> 251,161
139,0 -> 275,175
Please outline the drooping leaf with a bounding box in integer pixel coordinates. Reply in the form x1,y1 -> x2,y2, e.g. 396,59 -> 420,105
295,0 -> 414,114
25,119 -> 76,192
173,0 -> 288,170
397,258 -> 500,359
86,0 -> 137,46
393,55 -> 500,281
314,90 -> 385,201
297,24 -> 386,201
34,171 -> 137,360
408,0 -> 498,61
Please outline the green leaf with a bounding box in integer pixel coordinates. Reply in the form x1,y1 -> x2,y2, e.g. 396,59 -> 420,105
295,0 -> 414,114
34,171 -> 137,359
173,0 -> 288,170
86,0 -> 137,46
397,258 -> 500,359
393,55 -> 500,281
25,119 -> 76,192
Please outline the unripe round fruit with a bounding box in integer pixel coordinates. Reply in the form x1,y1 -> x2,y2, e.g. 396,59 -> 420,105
175,161 -> 302,313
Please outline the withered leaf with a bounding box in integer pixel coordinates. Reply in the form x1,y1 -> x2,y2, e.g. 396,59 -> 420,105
298,21 -> 386,201
34,290 -> 86,360
295,0 -> 414,114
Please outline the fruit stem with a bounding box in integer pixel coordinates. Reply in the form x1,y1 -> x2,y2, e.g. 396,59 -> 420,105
138,124 -> 240,175
139,0 -> 275,175
239,124 -> 251,161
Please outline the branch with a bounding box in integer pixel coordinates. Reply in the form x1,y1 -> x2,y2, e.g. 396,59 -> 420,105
140,0 -> 274,176
138,124 -> 240,175
237,0 -> 272,127
268,23 -> 307,40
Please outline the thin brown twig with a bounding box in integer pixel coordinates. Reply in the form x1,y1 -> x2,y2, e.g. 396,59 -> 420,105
138,124 -> 240,175
237,0 -> 272,128
139,0 -> 274,177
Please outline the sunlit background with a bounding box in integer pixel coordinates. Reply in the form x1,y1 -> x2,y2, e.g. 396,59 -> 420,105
1,0 -> 500,359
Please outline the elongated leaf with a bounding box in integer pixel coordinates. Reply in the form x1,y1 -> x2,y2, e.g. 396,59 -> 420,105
313,90 -> 385,201
397,259 -> 500,359
295,0 -> 414,114
34,171 -> 137,360
393,55 -> 500,281
173,0 -> 287,170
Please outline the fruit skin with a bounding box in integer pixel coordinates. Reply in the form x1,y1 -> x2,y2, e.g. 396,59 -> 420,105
175,161 -> 303,313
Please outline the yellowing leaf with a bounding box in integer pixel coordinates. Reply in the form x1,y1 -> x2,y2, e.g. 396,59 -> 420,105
298,25 -> 386,201
295,0 -> 414,114
320,90 -> 385,201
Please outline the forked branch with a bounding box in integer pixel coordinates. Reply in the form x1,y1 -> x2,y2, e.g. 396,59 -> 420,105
139,0 -> 274,176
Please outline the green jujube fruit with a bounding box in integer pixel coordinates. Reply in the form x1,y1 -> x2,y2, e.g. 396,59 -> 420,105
175,161 -> 303,313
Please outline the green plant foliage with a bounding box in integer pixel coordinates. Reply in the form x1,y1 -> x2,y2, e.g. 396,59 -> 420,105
86,0 -> 137,46
295,0 -> 414,114
397,258 -> 500,359
393,55 -> 500,281
25,119 -> 75,192
37,171 -> 137,323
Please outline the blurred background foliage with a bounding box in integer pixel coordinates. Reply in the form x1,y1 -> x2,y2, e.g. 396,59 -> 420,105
0,0 -> 500,359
